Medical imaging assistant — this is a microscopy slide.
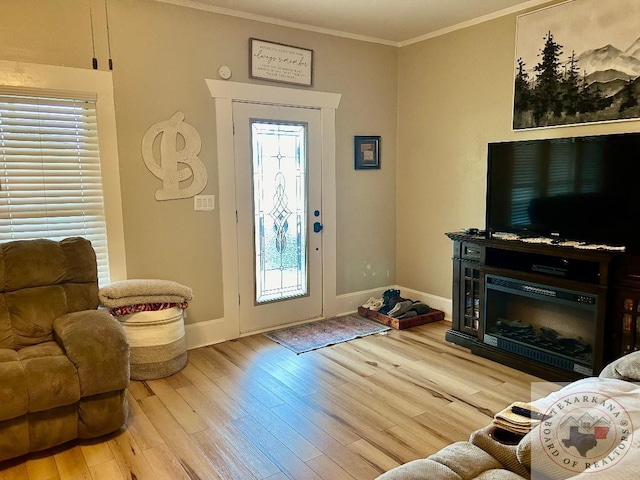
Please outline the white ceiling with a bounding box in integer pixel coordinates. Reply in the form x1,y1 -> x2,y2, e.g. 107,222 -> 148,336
160,0 -> 552,45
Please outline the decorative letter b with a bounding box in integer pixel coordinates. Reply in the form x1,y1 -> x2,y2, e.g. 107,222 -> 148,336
142,111 -> 208,200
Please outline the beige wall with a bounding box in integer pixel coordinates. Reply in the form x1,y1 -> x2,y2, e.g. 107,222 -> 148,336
396,3 -> 640,300
8,0 -> 631,326
0,0 -> 398,325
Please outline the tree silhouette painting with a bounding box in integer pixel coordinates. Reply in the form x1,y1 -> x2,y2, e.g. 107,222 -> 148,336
513,0 -> 640,129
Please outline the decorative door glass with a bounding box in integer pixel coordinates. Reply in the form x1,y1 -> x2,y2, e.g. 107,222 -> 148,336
251,121 -> 308,304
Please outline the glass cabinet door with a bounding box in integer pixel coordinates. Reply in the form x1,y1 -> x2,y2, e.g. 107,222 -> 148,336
459,262 -> 482,336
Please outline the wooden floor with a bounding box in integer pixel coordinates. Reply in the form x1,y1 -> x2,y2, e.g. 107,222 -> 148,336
0,320 -> 556,480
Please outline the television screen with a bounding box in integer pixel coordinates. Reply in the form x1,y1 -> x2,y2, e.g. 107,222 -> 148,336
486,133 -> 640,250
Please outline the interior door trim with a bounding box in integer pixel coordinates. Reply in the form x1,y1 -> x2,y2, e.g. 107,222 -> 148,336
207,79 -> 341,341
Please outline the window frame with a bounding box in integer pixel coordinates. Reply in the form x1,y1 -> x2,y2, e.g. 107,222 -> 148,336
0,60 -> 127,283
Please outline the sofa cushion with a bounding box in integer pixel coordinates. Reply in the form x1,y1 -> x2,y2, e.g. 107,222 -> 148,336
377,442 -> 527,480
0,348 -> 27,422
377,458 -> 462,479
0,237 -> 100,350
19,341 -> 80,412
4,286 -> 67,349
476,470 -> 526,479
430,442 -> 507,479
0,237 -> 97,292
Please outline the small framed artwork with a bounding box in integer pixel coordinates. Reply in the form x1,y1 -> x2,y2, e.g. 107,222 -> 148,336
354,136 -> 380,170
249,38 -> 313,87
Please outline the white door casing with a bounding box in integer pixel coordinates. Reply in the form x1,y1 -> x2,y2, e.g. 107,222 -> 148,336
206,80 -> 341,341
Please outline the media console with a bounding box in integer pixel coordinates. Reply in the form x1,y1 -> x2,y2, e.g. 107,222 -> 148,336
445,232 -> 640,381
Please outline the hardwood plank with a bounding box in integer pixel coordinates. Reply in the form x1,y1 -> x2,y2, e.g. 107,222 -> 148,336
233,414 -> 323,480
138,395 -> 220,480
335,375 -> 426,418
88,460 -> 125,480
305,454 -> 357,480
80,441 -> 114,468
192,429 -> 258,480
186,348 -> 232,380
107,430 -> 158,480
25,457 -> 59,480
164,371 -> 192,390
146,379 -> 209,434
123,390 -> 165,451
0,463 -> 30,480
346,439 -> 401,474
179,363 -> 250,418
142,444 -> 194,480
319,347 -> 379,377
271,402 -> 383,480
54,446 -> 92,480
127,381 -> 155,401
279,388 -> 362,445
175,382 -> 283,474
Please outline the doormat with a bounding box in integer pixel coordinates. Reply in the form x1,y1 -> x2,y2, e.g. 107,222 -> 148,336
264,314 -> 390,354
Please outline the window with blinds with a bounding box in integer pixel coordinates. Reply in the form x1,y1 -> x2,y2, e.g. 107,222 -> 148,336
0,93 -> 110,284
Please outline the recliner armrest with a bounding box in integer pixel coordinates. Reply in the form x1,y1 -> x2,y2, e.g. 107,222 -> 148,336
54,310 -> 129,396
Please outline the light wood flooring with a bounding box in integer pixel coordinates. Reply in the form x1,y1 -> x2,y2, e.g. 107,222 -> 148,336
0,320 -> 557,480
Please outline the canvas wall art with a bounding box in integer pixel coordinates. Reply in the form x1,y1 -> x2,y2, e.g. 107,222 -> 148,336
513,0 -> 640,129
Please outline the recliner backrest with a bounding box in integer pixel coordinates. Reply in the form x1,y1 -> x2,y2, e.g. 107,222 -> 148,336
0,237 -> 99,350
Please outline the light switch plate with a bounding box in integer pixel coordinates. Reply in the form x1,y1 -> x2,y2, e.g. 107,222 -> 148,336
194,194 -> 215,211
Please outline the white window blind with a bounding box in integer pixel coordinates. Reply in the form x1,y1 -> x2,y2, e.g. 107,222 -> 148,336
0,92 -> 110,284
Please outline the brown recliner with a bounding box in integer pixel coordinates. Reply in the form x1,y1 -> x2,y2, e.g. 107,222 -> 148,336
0,237 -> 129,462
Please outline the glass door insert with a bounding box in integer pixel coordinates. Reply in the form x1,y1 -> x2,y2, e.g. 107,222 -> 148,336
251,121 -> 308,304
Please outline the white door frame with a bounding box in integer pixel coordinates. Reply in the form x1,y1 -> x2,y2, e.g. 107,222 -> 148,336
206,80 -> 341,341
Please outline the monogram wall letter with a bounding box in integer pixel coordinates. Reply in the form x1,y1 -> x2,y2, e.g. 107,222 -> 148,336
142,111 -> 208,200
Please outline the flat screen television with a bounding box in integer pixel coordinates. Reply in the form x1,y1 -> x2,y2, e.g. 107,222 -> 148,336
486,132 -> 640,252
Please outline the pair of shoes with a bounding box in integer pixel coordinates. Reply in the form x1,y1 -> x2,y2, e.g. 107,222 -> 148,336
361,297 -> 384,310
388,300 -> 413,318
379,289 -> 407,315
410,302 -> 431,315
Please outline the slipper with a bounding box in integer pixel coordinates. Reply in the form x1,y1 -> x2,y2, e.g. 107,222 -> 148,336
361,297 -> 377,308
369,299 -> 384,311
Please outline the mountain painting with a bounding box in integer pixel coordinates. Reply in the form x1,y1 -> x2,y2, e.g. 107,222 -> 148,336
513,0 -> 640,129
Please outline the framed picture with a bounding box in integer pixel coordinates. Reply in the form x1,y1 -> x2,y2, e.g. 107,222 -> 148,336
354,136 -> 380,170
249,38 -> 313,87
513,0 -> 640,129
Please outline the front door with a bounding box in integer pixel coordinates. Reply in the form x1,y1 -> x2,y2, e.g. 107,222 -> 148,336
233,102 -> 323,334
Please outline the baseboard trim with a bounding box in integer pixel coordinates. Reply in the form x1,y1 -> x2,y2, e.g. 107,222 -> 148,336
184,317 -> 227,350
184,285 -> 452,350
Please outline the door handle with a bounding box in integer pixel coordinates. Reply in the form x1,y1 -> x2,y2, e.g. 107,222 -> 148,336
313,222 -> 323,233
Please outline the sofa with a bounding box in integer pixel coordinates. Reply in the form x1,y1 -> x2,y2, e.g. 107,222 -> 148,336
0,237 -> 130,462
377,352 -> 640,479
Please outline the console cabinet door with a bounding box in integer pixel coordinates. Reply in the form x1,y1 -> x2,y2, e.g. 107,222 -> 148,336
613,289 -> 640,358
453,259 -> 483,338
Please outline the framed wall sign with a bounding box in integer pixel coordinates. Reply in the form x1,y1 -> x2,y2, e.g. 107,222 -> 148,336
249,38 -> 313,87
354,136 -> 380,170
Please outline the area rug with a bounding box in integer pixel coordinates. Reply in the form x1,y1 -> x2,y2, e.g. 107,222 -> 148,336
264,314 -> 390,354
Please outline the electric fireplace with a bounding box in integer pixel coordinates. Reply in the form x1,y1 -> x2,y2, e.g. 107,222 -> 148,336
483,274 -> 597,376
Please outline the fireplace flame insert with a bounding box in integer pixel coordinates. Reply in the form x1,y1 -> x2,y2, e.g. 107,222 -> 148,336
483,274 -> 597,376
